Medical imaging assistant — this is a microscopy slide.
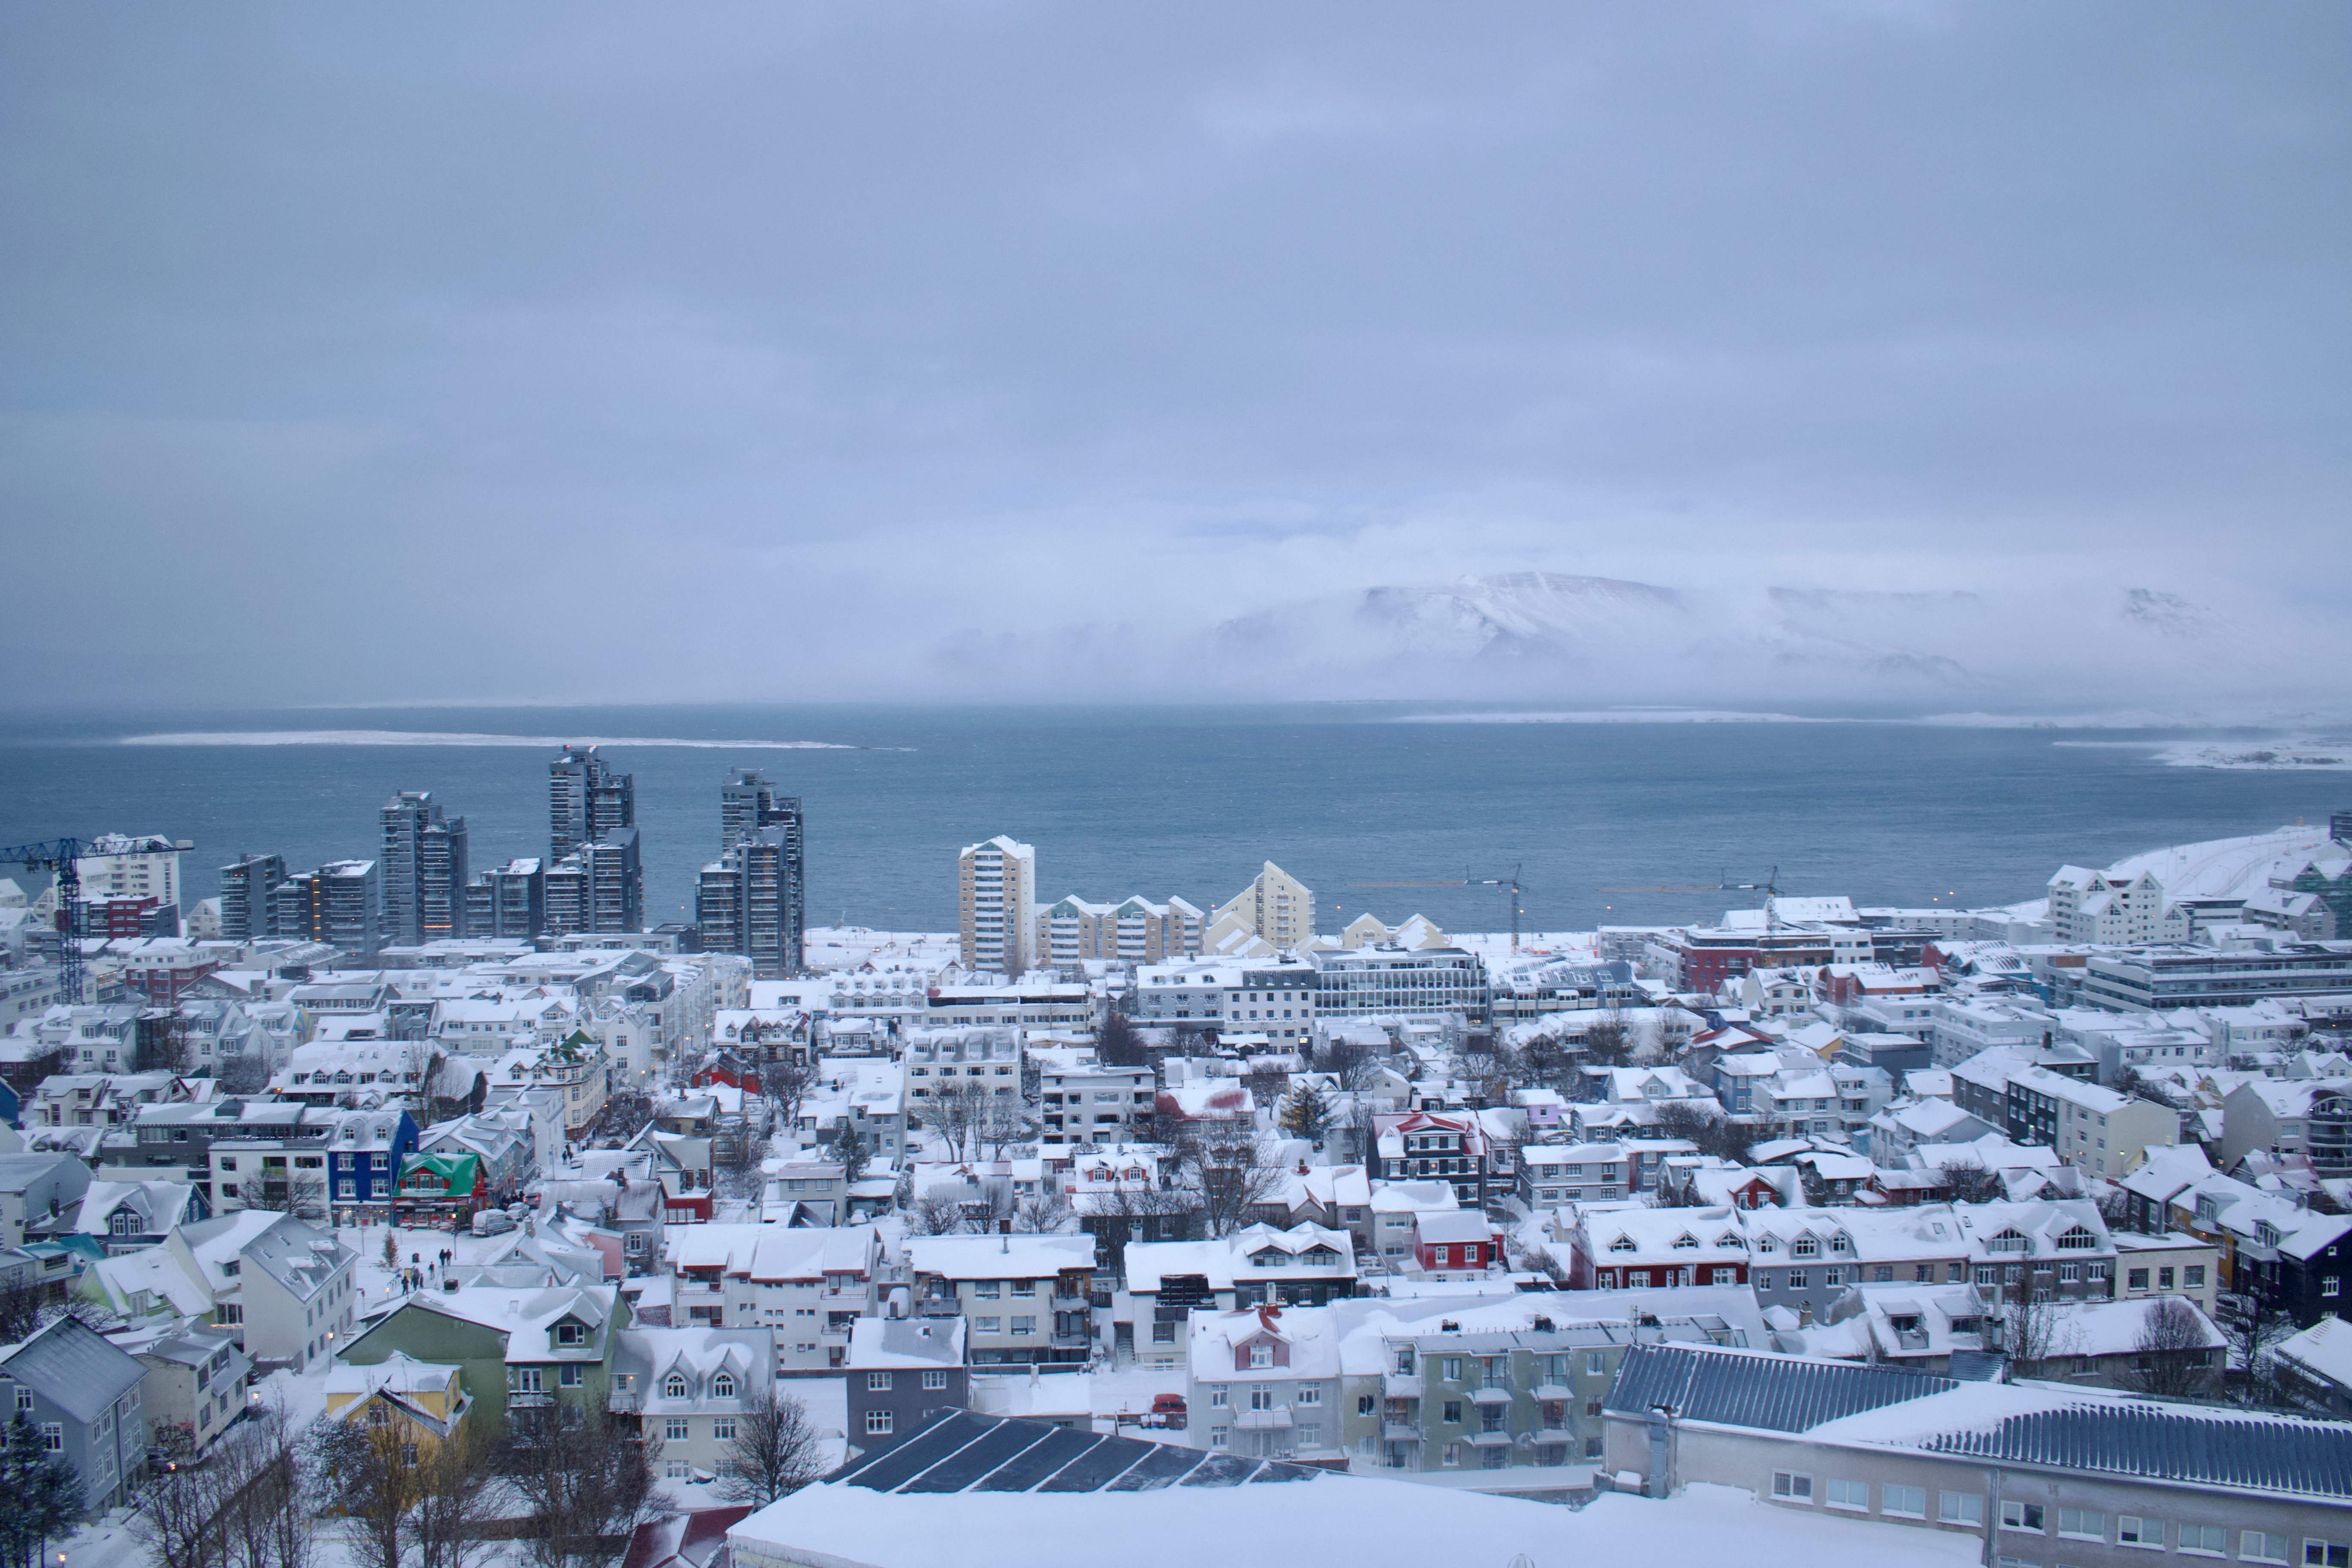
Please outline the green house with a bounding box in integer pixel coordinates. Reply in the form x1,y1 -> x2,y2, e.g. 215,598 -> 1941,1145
337,1284 -> 627,1440
394,1151 -> 482,1222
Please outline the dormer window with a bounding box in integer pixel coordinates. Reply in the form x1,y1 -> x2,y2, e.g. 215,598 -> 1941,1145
1830,1235 -> 1854,1256
712,1373 -> 735,1398
554,1322 -> 587,1347
664,1374 -> 688,1398
1249,1345 -> 1272,1369
1756,1236 -> 1777,1254
1987,1230 -> 2030,1254
1791,1236 -> 1819,1259
1670,1234 -> 1698,1251
1608,1236 -> 1636,1254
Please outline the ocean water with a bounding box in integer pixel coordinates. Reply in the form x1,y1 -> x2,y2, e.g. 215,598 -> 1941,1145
0,705 -> 2339,936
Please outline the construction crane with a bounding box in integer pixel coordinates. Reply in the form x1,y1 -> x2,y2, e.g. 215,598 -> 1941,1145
1598,867 -> 1782,898
0,836 -> 195,1005
1346,864 -> 1529,953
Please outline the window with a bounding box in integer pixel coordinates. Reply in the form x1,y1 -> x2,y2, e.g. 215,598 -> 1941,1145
2185,1265 -> 2206,1288
1825,1479 -> 1868,1511
559,1364 -> 582,1387
1884,1485 -> 1926,1518
2060,1509 -> 2104,1540
1787,1270 -> 1809,1290
665,1418 -> 690,1441
39,1423 -> 60,1453
975,1318 -> 1000,1334
12,1390 -> 28,1414
665,1375 -> 688,1399
1441,1442 -> 1461,1467
1249,1345 -> 1273,1369
1010,1316 -> 1036,1336
713,1373 -> 735,1398
2118,1517 -> 2160,1549
868,1372 -> 893,1391
1771,1472 -> 1812,1502
1442,1400 -> 1462,1424
2180,1524 -> 2226,1556
1249,1388 -> 1274,1412
1296,1385 -> 1320,1405
666,1460 -> 689,1480
1151,1321 -> 1175,1345
865,1410 -> 893,1435
2242,1535 -> 2289,1565
1208,1427 -> 1227,1450
2001,1501 -> 2047,1533
2305,1541 -> 2350,1568
1584,1352 -> 1607,1377
923,1369 -> 948,1390
1941,1493 -> 1985,1526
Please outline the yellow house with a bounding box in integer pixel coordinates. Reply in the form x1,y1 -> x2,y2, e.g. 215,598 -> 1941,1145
323,1352 -> 471,1458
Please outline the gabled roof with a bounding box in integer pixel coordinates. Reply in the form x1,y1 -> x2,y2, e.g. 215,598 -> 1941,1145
0,1314 -> 146,1422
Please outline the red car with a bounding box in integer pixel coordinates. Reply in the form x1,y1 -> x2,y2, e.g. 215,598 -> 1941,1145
1151,1393 -> 1187,1430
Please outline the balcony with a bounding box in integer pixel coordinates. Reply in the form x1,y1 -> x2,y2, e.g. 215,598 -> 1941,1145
1470,1387 -> 1513,1406
916,1297 -> 962,1318
1535,1426 -> 1573,1445
507,1390 -> 556,1409
1381,1422 -> 1423,1443
1382,1372 -> 1421,1398
1532,1384 -> 1572,1403
1470,1430 -> 1514,1448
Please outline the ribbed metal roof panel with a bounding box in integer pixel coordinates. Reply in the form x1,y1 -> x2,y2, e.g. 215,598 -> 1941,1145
1604,1343 -> 1955,1432
1922,1406 -> 2352,1500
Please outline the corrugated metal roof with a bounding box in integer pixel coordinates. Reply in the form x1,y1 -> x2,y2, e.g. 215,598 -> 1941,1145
0,1315 -> 145,1422
830,1411 -> 1321,1494
1921,1405 -> 2352,1501
1604,1343 -> 1956,1432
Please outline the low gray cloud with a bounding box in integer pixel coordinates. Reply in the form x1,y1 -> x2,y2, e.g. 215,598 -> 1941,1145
0,3 -> 2344,713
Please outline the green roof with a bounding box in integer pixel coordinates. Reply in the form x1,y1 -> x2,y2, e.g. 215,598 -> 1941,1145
398,1152 -> 480,1195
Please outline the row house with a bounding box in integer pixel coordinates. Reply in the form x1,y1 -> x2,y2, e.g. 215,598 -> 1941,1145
663,1223 -> 884,1370
1744,1205 -> 1970,1325
323,1108 -> 418,1221
1567,1206 -> 1751,1292
338,1283 -> 621,1441
0,1317 -> 151,1511
1186,1304 -> 1342,1462
1035,1054 -> 1155,1146
1519,1141 -> 1632,1209
416,1109 -> 536,1206
2163,1171 -> 2352,1324
1411,1209 -> 1498,1277
1121,1224 -> 1357,1365
902,1028 -> 1022,1107
609,1325 -> 774,1482
162,1209 -> 358,1372
1341,1293 -> 1759,1475
844,1317 -> 968,1456
28,1069 -> 193,1128
1246,1162 -> 1373,1253
1369,1110 -> 1492,1206
1367,1180 -> 1459,1267
2003,1064 -> 2179,1177
1951,1198 -> 2116,1300
906,1233 -> 1098,1367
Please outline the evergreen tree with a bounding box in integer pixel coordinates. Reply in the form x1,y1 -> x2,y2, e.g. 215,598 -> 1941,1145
0,1415 -> 82,1568
1278,1083 -> 1332,1143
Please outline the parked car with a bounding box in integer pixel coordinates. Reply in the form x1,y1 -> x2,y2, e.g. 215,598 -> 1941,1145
471,1209 -> 516,1236
1151,1393 -> 1187,1431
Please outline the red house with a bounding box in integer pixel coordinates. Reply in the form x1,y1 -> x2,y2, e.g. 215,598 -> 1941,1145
1411,1209 -> 1497,1274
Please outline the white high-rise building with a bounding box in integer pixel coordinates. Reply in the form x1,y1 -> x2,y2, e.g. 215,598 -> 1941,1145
77,833 -> 184,911
958,836 -> 1037,975
2047,865 -> 2165,945
1204,861 -> 1316,953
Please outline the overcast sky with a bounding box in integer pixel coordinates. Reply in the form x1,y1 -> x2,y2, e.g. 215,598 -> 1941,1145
2,4 -> 2346,710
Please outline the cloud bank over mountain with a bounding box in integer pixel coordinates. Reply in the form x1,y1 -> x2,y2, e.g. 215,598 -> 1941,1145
0,6 -> 2344,717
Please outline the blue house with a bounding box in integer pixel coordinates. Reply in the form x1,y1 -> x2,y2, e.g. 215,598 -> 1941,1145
321,1109 -> 418,1221
0,1079 -> 20,1130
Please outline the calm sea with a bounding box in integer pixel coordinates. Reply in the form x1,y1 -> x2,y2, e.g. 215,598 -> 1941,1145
0,706 -> 2337,936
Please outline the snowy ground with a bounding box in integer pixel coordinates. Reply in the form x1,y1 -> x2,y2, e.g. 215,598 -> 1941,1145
801,928 -> 960,972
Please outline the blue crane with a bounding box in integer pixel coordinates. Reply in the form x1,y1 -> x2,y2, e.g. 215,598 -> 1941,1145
0,835 -> 196,1005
